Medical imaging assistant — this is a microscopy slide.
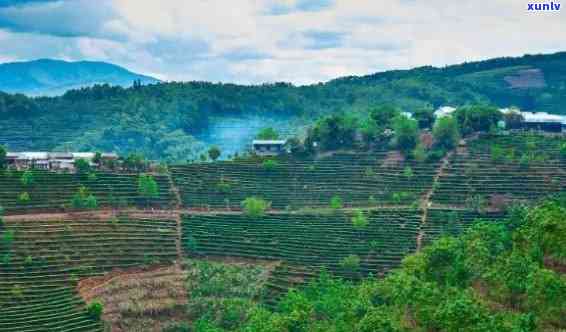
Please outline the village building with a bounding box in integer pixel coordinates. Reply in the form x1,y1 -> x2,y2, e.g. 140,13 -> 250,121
5,152 -> 118,171
252,140 -> 287,156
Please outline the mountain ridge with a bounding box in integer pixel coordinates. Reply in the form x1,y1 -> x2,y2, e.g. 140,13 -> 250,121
0,58 -> 160,96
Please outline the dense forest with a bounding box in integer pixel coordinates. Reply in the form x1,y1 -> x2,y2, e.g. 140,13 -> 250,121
0,52 -> 565,161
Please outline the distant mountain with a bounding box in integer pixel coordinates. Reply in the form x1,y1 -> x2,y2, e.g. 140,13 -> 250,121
0,59 -> 160,96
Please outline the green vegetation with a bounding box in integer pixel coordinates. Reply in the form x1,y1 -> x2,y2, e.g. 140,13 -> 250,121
138,173 -> 160,206
433,117 -> 460,150
0,145 -> 6,169
86,301 -> 104,320
1,52 -> 566,161
256,127 -> 279,140
261,159 -> 279,171
208,146 -> 221,161
71,186 -> 98,210
75,158 -> 91,174
20,170 -> 34,187
330,195 -> 343,209
241,197 -> 270,218
178,199 -> 565,332
393,115 -> 419,155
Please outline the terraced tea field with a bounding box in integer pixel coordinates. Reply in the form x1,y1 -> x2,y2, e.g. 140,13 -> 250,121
0,171 -> 174,214
181,209 -> 422,303
432,134 -> 566,207
171,153 -> 440,209
0,215 -> 178,332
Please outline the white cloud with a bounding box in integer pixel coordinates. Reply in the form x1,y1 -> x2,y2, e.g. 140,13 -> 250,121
0,0 -> 564,84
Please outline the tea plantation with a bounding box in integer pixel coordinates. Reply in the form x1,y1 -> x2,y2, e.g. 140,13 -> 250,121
0,171 -> 174,214
171,153 -> 439,209
0,215 -> 177,332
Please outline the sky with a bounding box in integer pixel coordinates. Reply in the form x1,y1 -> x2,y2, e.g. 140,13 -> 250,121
0,0 -> 564,85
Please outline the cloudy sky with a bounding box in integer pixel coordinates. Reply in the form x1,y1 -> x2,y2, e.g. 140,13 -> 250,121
0,0 -> 564,84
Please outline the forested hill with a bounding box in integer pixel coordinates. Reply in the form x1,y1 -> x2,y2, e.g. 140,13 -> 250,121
0,51 -> 565,161
0,59 -> 159,96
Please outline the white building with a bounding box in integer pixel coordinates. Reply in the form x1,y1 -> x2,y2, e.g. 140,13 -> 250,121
252,140 -> 287,156
434,106 -> 457,118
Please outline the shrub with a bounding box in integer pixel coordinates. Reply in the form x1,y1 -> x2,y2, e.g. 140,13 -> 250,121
241,197 -> 270,218
330,195 -> 343,209
256,127 -> 279,140
20,170 -> 34,187
86,300 -> 104,320
138,174 -> 159,206
208,146 -> 221,161
433,116 -> 460,150
393,116 -> 419,155
75,158 -> 90,174
71,186 -> 97,210
262,159 -> 279,171
18,192 -> 30,205
352,210 -> 369,230
85,195 -> 98,210
340,254 -> 361,273
403,166 -> 414,180
216,181 -> 232,194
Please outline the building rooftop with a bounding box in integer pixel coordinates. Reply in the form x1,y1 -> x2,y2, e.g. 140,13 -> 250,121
252,140 -> 287,145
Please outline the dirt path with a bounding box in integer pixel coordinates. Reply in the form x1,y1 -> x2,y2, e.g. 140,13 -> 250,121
416,150 -> 454,252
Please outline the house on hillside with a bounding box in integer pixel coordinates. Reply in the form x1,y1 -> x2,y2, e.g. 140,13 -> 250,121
519,112 -> 566,133
252,140 -> 288,156
5,152 -> 119,171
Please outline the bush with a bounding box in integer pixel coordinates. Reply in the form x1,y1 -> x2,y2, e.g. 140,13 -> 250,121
18,192 -> 30,205
208,146 -> 221,161
262,159 -> 279,171
393,116 -> 419,154
71,186 -> 98,210
20,170 -> 34,187
340,254 -> 361,273
86,301 -> 104,320
352,210 -> 369,230
433,116 -> 460,150
241,197 -> 270,218
75,158 -> 90,174
138,174 -> 159,206
330,195 -> 343,209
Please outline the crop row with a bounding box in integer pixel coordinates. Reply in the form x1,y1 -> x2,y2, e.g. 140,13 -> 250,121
0,216 -> 178,332
171,153 -> 439,209
0,171 -> 174,214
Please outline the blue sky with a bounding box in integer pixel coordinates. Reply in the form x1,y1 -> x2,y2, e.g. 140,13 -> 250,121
0,0 -> 564,84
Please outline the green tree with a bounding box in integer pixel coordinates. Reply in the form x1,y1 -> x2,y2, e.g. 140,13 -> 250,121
20,170 -> 34,187
393,116 -> 419,155
74,159 -> 90,174
369,105 -> 400,129
208,146 -> 221,161
330,195 -> 343,209
256,127 -> 279,140
18,192 -> 30,206
340,254 -> 361,273
138,174 -> 159,207
455,105 -> 503,136
85,195 -> 98,210
413,107 -> 435,129
86,301 -> 104,320
262,159 -> 279,171
433,116 -> 460,150
352,210 -> 369,232
0,145 -> 6,169
92,152 -> 102,165
241,197 -> 270,218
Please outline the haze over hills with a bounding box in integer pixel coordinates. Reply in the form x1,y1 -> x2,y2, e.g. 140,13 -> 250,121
0,59 -> 160,96
0,51 -> 565,161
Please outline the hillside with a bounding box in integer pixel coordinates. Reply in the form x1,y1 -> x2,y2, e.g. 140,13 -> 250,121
0,52 -> 565,161
0,132 -> 564,331
0,59 -> 159,96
